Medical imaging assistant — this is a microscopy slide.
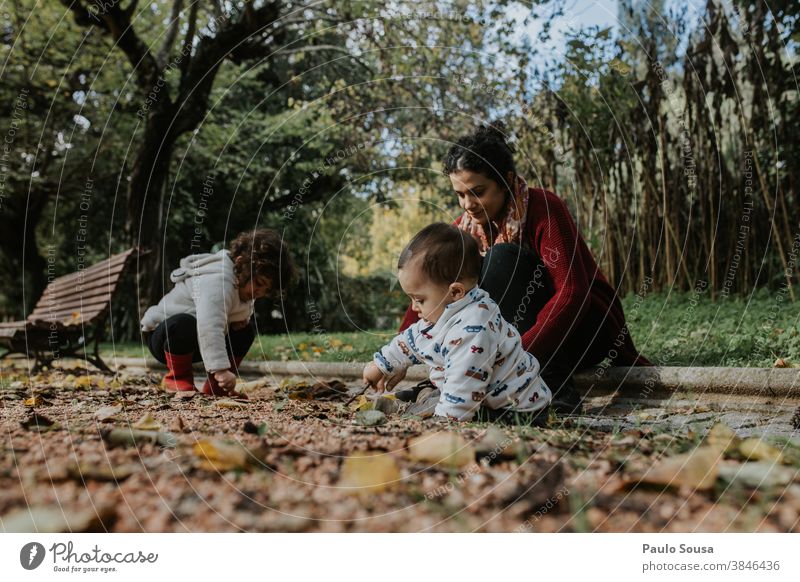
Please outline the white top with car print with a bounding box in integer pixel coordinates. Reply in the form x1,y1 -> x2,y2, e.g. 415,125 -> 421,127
374,286 -> 552,421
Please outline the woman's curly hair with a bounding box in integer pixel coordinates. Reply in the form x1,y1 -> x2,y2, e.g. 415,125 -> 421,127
229,229 -> 297,298
442,120 -> 516,189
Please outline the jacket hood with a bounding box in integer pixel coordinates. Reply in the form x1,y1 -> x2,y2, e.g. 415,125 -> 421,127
170,250 -> 233,283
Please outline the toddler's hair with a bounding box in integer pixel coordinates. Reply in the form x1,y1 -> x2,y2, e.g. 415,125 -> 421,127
398,223 -> 481,286
229,229 -> 297,297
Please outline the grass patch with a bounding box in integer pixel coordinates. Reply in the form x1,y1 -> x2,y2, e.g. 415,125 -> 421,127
102,289 -> 800,366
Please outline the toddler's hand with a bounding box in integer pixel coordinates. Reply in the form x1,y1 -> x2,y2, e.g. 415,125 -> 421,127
214,370 -> 237,391
362,362 -> 385,391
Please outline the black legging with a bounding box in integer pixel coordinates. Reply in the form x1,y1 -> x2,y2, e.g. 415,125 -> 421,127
479,243 -> 609,372
146,313 -> 256,365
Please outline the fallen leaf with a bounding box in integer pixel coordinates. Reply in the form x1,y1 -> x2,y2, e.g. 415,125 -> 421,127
0,505 -> 116,533
718,462 -> 795,489
631,446 -> 722,491
193,439 -> 252,471
339,451 -> 401,494
739,438 -> 784,463
169,415 -> 189,433
373,395 -> 400,415
131,412 -> 161,431
705,422 -> 740,454
216,399 -> 248,409
95,405 -> 122,422
74,376 -> 93,389
408,432 -> 475,469
355,410 -> 386,427
102,428 -> 177,448
24,396 -> 45,407
475,426 -> 523,461
67,462 -> 138,482
20,412 -> 59,432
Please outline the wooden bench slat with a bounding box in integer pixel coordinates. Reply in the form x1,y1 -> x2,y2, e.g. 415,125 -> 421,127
47,251 -> 131,286
34,262 -> 129,312
38,279 -> 118,303
30,293 -> 114,318
42,253 -> 131,290
30,306 -> 107,324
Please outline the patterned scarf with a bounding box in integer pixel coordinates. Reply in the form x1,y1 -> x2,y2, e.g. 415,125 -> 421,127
457,175 -> 530,255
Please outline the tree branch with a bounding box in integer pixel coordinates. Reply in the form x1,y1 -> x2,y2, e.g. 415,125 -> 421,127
177,0 -> 200,81
157,0 -> 184,67
61,0 -> 162,91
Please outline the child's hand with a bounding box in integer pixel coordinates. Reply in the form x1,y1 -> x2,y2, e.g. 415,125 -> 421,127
362,363 -> 408,393
362,362 -> 385,391
214,370 -> 237,391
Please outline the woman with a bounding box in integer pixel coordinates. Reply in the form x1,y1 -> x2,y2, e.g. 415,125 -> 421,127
398,123 -> 651,414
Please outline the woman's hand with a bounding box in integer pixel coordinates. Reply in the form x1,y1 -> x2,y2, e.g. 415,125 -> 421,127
213,370 -> 237,391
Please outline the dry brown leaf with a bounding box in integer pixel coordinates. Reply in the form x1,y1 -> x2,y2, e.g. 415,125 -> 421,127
95,405 -> 122,422
20,412 -> 59,432
339,451 -> 401,494
131,412 -> 161,431
632,446 -> 722,491
67,462 -> 138,482
739,438 -> 784,463
169,415 -> 189,433
102,428 -> 177,448
408,432 -> 475,469
24,396 -> 45,407
193,439 -> 251,471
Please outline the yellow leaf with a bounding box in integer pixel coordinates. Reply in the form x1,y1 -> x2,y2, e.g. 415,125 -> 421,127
351,395 -> 373,411
704,422 -> 740,454
131,413 -> 161,431
298,342 -> 308,350
74,376 -> 92,389
216,399 -> 248,409
739,438 -> 784,463
24,396 -> 44,407
634,446 -> 722,491
408,432 -> 475,469
193,439 -> 251,472
339,451 -> 401,494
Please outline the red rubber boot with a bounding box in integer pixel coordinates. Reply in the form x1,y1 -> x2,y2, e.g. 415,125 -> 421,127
162,351 -> 195,392
201,355 -> 247,398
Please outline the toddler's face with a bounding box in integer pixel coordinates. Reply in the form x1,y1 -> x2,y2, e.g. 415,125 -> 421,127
238,276 -> 271,302
398,260 -> 455,324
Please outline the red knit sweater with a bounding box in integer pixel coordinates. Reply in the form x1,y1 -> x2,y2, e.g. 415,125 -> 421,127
399,187 -> 651,367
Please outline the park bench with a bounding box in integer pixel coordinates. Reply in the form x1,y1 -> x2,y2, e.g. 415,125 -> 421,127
0,248 -> 143,372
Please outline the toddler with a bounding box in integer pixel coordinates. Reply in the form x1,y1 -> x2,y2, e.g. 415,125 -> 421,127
141,229 -> 296,397
363,223 -> 551,421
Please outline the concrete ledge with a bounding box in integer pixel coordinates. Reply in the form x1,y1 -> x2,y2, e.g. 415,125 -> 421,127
110,357 -> 800,398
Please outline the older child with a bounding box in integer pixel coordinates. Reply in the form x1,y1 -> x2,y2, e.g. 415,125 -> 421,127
363,223 -> 551,422
141,229 -> 296,397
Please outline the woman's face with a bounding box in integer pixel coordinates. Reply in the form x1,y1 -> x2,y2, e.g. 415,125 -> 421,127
449,169 -> 510,225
